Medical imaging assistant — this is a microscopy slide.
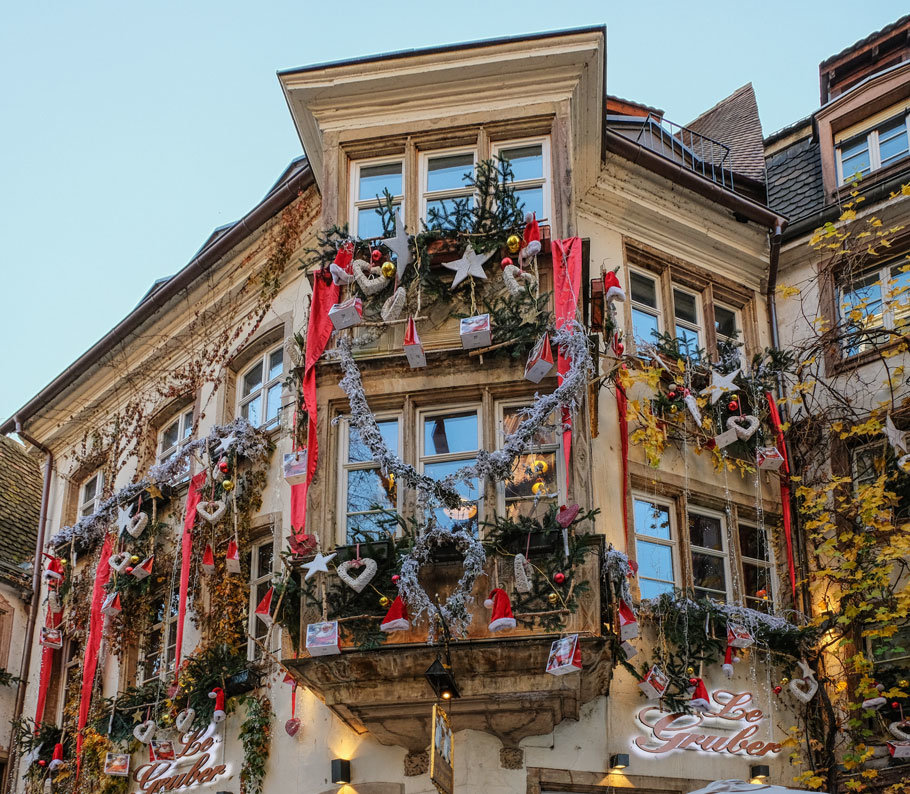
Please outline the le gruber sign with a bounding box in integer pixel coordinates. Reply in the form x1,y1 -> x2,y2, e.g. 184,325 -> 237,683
634,690 -> 783,758
132,724 -> 229,793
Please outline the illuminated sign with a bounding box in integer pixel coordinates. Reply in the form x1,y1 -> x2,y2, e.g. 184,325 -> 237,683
132,724 -> 230,793
634,690 -> 783,758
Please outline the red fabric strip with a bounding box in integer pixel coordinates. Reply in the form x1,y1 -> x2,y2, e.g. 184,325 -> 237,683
175,472 -> 206,668
616,381 -> 631,553
765,391 -> 796,597
34,605 -> 61,726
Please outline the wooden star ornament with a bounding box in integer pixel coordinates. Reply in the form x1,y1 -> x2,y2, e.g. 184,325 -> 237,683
443,247 -> 495,289
382,210 -> 411,276
302,551 -> 337,581
700,367 -> 741,405
885,414 -> 907,455
116,504 -> 134,534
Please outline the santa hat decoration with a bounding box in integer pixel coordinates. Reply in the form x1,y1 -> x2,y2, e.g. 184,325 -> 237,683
380,595 -> 410,633
688,677 -> 712,712
484,588 -> 517,633
209,686 -> 226,723
329,241 -> 355,286
722,644 -> 739,679
226,539 -> 241,574
618,600 -> 639,641
603,271 -> 626,303
255,587 -> 274,626
49,743 -> 64,771
131,556 -> 154,580
43,555 -> 64,583
520,212 -> 541,259
202,544 -> 215,575
862,683 -> 887,711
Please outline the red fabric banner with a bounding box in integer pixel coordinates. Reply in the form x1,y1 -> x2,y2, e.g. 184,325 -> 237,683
75,533 -> 112,778
765,391 -> 797,597
34,604 -> 61,726
290,275 -> 340,529
175,472 -> 206,668
551,238 -> 582,493
616,382 -> 631,552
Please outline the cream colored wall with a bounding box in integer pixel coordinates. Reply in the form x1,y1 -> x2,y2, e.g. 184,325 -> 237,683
0,580 -> 30,758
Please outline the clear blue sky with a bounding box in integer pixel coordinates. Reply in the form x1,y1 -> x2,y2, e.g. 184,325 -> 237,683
2,0 -> 907,422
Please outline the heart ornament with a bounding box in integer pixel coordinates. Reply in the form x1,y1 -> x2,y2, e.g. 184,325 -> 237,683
196,500 -> 227,524
789,676 -> 818,704
727,414 -> 760,441
336,558 -> 378,593
175,708 -> 196,734
109,552 -> 131,573
888,721 -> 910,742
285,718 -> 301,737
127,511 -> 149,538
133,720 -> 157,744
556,504 -> 581,528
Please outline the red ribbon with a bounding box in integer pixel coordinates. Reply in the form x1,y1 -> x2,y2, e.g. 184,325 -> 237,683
290,276 -> 340,529
765,391 -> 796,597
616,380 -> 631,552
34,604 -> 61,726
175,472 -> 206,668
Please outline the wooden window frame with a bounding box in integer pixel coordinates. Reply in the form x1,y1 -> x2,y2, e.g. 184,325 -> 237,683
78,471 -> 104,519
138,589 -> 178,685
631,493 -> 681,599
349,156 -> 405,238
419,147 -> 477,225
738,518 -> 777,613
247,535 -> 276,662
687,505 -> 733,602
836,111 -> 910,185
237,344 -> 285,431
491,136 -> 553,224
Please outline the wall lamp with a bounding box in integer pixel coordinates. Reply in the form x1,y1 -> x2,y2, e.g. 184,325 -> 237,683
425,656 -> 460,701
609,753 -> 630,771
331,758 -> 351,784
749,765 -> 770,784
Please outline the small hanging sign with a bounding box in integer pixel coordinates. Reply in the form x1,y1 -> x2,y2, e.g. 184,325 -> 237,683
430,704 -> 454,794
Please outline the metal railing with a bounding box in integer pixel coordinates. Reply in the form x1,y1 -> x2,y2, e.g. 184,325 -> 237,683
635,113 -> 735,191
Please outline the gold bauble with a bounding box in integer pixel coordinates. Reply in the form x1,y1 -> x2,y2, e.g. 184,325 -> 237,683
380,261 -> 397,279
507,234 -> 521,253
222,479 -> 234,492
900,680 -> 909,688
532,459 -> 548,474
130,555 -> 140,564
531,480 -> 546,495
547,592 -> 559,605
780,677 -> 789,685
686,666 -> 695,676
379,596 -> 390,608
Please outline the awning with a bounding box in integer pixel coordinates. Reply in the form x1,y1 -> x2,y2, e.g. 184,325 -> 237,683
688,781 -> 827,794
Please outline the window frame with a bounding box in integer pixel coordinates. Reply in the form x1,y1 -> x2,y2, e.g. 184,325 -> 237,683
78,472 -> 104,519
838,258 -> 910,356
419,147 -> 477,225
158,406 -> 194,467
628,268 -> 663,350
836,112 -> 910,185
349,156 -> 405,238
138,589 -> 179,685
247,536 -> 276,662
672,284 -> 705,359
738,519 -> 777,613
337,413 -> 403,545
491,137 -> 553,224
687,506 -> 733,602
237,345 -> 285,431
632,493 -> 680,600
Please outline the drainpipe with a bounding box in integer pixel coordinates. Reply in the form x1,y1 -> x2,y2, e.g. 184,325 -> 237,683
9,418 -> 54,789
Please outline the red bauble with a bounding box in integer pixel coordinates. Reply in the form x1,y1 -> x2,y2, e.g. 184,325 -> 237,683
125,566 -> 134,574
38,760 -> 46,767
683,388 -> 690,396
689,677 -> 697,685
219,459 -> 229,473
728,400 -> 739,411
501,257 -> 513,270
371,249 -> 382,263
668,391 -> 677,400
391,574 -> 400,584
554,572 -> 566,584
892,701 -> 900,709
773,686 -> 782,694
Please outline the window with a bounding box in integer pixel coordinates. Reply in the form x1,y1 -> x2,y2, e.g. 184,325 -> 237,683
688,509 -> 730,601
419,408 -> 481,533
630,270 -> 661,347
140,591 -> 178,683
673,287 -> 703,359
715,302 -> 742,362
61,637 -> 81,708
739,521 -> 775,612
837,113 -> 910,184
247,538 -> 274,661
499,404 -> 561,520
633,497 -> 677,599
79,472 -> 103,518
339,417 -> 400,544
852,441 -> 886,492
839,260 -> 910,356
158,407 -> 194,481
351,159 -> 403,238
492,139 -> 551,221
239,347 -> 284,430
421,150 -> 476,223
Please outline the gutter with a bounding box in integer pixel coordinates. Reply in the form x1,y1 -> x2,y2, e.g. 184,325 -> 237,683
0,162 -> 315,437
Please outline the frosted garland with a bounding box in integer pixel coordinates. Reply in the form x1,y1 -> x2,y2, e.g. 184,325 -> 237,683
604,546 -> 635,609
53,418 -> 270,549
643,596 -> 804,637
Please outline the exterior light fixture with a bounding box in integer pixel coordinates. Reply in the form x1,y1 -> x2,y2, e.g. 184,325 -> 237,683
609,753 -> 630,770
425,656 -> 461,700
749,765 -> 770,784
331,758 -> 351,784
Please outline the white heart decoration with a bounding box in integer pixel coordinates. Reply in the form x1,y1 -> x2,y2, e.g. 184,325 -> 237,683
381,286 -> 406,323
176,708 -> 196,733
109,552 -> 131,573
727,414 -> 760,441
789,676 -> 818,704
127,511 -> 149,538
513,553 -> 533,593
352,259 -> 389,295
133,720 -> 157,744
336,558 -> 378,593
888,721 -> 910,741
899,453 -> 910,471
196,500 -> 227,524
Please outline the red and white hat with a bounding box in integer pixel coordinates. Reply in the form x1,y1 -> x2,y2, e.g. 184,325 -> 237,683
688,677 -> 712,712
722,643 -> 739,679
330,241 -> 355,285
49,742 -> 64,771
209,686 -> 226,723
380,595 -> 410,632
484,588 -> 517,632
521,212 -> 541,259
43,554 -> 64,583
226,539 -> 240,574
202,544 -> 215,574
603,271 -> 626,303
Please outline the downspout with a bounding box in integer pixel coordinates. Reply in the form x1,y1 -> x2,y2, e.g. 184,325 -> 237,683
9,418 -> 53,788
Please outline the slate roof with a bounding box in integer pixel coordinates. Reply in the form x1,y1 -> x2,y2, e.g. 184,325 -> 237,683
820,14 -> 910,68
686,84 -> 766,182
0,436 -> 41,585
765,134 -> 825,222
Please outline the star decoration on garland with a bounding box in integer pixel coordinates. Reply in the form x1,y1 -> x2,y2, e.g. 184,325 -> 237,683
116,504 -> 134,535
215,432 -> 239,458
443,247 -> 494,289
700,367 -> 741,405
885,414 -> 907,455
382,210 -> 411,277
302,551 -> 337,581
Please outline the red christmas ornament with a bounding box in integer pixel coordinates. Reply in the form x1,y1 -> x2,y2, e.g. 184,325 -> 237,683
728,400 -> 739,411
219,459 -> 229,473
125,566 -> 134,574
38,761 -> 46,767
683,388 -> 690,396
892,701 -> 900,709
500,257 -> 513,270
689,677 -> 698,685
391,574 -> 400,584
554,572 -> 566,585
773,685 -> 782,694
668,391 -> 677,400
371,249 -> 382,263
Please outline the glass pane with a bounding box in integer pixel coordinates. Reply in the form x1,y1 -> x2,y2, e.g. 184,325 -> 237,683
505,452 -> 557,500
878,117 -> 908,167
636,540 -> 675,584
839,136 -> 870,179
241,396 -> 261,428
639,577 -> 675,600
265,383 -> 282,424
346,468 -> 396,514
426,196 -> 471,220
673,289 -> 698,324
890,264 -> 910,328
182,410 -> 194,438
634,498 -> 671,539
424,412 -> 478,456
505,496 -> 555,521
852,445 -> 883,488
689,512 -> 724,551
841,272 -> 883,355
82,474 -> 98,504
359,162 -> 402,201
256,544 -> 273,579
242,362 -> 263,398
268,349 -> 283,381
502,406 -> 556,447
161,420 -> 179,454
499,144 -> 543,181
347,512 -> 394,543
743,561 -> 773,602
692,551 -> 727,595
715,305 -> 738,339
630,272 -> 657,307
425,459 -> 478,531
632,308 -> 659,345
427,153 -> 474,192
738,523 -> 770,561
357,206 -> 399,239
349,419 -> 398,463
514,186 -> 544,220
675,325 -> 700,358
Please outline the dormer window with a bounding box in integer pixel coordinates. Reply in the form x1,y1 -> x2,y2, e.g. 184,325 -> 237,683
836,112 -> 909,184
351,159 -> 403,238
